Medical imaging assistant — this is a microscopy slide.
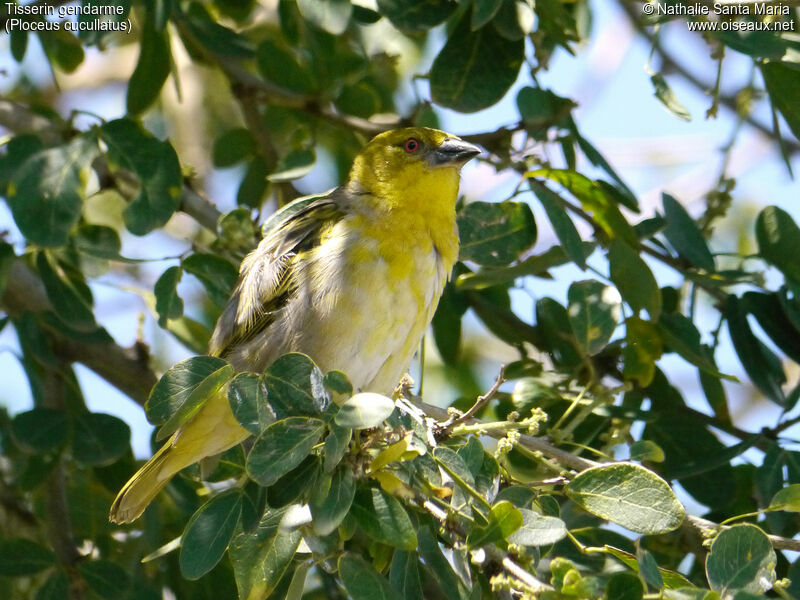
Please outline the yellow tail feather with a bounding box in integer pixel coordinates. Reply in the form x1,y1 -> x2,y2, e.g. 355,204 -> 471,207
109,435 -> 177,524
109,389 -> 251,524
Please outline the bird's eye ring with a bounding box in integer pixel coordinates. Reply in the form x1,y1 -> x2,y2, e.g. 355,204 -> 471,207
404,138 -> 420,153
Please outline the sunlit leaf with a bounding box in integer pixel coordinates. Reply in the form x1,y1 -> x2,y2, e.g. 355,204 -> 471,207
706,524 -> 776,596
566,462 -> 685,534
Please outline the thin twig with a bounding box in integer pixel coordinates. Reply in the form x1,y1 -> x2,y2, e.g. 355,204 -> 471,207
436,365 -> 506,438
411,394 -> 800,553
618,0 -> 800,156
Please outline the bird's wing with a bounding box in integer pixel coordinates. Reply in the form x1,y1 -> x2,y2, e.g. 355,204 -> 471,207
208,191 -> 345,357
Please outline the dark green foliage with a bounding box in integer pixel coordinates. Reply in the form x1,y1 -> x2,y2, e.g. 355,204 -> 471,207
3,1 -> 800,599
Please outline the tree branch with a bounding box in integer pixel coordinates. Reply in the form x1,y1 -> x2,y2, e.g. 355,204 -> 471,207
40,365 -> 84,599
618,0 -> 800,156
2,261 -> 156,406
411,396 -> 800,553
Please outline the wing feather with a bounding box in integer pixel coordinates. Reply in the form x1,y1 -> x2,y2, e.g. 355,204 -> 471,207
208,193 -> 345,357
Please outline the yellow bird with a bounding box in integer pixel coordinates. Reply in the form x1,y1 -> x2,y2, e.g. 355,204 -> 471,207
109,127 -> 480,523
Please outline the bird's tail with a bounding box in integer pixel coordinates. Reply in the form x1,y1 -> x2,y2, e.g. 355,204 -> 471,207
109,434 -> 178,524
109,388 -> 251,524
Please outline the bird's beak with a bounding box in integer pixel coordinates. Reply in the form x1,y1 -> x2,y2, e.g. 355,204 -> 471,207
430,137 -> 482,167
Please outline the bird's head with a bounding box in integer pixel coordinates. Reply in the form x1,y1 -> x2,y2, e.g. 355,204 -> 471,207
347,127 -> 481,203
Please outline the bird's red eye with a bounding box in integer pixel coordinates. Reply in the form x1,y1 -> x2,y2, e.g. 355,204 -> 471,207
404,138 -> 419,153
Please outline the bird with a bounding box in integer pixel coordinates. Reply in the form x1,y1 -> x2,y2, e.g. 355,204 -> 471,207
108,127 -> 481,524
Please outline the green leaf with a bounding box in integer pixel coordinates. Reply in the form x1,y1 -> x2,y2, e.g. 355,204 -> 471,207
377,0 -> 456,33
335,81 -> 382,118
267,149 -> 316,183
182,252 -> 238,307
180,491 -> 242,580
215,207 -> 257,256
493,0 -> 535,40
212,128 -> 254,167
154,266 -> 183,327
605,572 -> 645,600
658,313 -> 734,380
6,136 -> 97,247
78,560 -> 131,599
145,356 -> 232,426
339,554 -> 404,600
604,546 -> 692,590
623,316 -> 662,387
237,156 -> 270,208
310,466 -> 356,535
0,538 -> 57,576
472,0 -> 504,29
296,0 -> 351,34
467,500 -> 522,546
536,296 -> 583,369
608,239 -> 662,320
456,241 -> 596,290
517,87 -> 574,135
530,180 -> 585,268
567,280 -> 621,355
227,372 -> 275,435
34,571 -> 69,600
73,224 -> 124,261
10,29 -> 27,62
40,29 -> 84,72
335,393 -> 396,429
183,3 -> 255,57
495,485 -> 536,508
705,524 -> 776,596
432,280 -> 466,365
756,205 -> 800,284
0,242 -> 13,299
650,73 -> 691,121
417,526 -> 465,600
565,462 -> 685,534
768,483 -> 800,511
324,424 -> 352,472
323,370 -> 354,396
430,11 -> 524,113
153,358 -> 233,441
507,508 -> 567,546
630,440 -> 665,463
742,292 -> 800,365
699,344 -> 730,423
127,20 -> 170,114
350,487 -> 417,550
11,408 -> 69,454
713,30 -> 789,60
761,61 -> 800,141
100,119 -> 182,235
36,251 -> 95,330
135,287 -> 211,353
662,193 -> 715,271
246,417 -> 325,486
263,353 -> 330,417
230,508 -> 301,600
528,169 -> 637,244
285,560 -> 311,600
352,4 -> 381,24
726,295 -> 786,405
72,412 -> 131,467
457,201 -> 537,266
267,455 -> 320,507
256,39 -> 315,95
570,122 -> 639,211
638,546 -> 664,590
390,550 -> 424,600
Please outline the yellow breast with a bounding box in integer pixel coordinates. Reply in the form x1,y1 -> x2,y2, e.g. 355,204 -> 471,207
297,172 -> 460,392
